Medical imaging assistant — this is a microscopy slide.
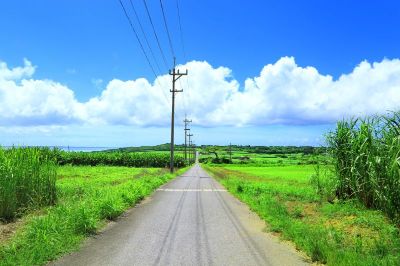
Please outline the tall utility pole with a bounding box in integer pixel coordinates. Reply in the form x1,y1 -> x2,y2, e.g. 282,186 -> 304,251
169,58 -> 188,173
183,115 -> 192,163
188,133 -> 193,164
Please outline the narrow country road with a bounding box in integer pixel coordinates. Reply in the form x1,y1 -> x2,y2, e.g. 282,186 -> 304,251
52,164 -> 308,266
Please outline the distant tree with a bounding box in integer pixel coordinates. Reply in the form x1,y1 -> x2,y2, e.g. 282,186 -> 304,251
204,146 -> 219,159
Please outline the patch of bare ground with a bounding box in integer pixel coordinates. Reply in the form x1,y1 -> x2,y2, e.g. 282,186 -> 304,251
0,218 -> 25,246
208,167 -> 265,182
324,215 -> 381,245
285,201 -> 319,219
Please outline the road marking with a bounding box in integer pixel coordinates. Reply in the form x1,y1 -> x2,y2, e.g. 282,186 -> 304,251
157,188 -> 227,192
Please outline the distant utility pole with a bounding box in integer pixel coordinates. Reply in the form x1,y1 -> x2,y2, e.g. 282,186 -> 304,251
188,133 -> 193,164
229,142 -> 232,162
183,115 -> 192,163
169,58 -> 188,173
190,140 -> 194,164
192,142 -> 196,163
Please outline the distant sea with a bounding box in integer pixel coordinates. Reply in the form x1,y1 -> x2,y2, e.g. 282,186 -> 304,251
57,146 -> 116,152
3,146 -> 116,152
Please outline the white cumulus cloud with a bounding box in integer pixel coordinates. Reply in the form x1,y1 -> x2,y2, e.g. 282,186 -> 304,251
0,57 -> 399,127
0,59 -> 85,126
0,58 -> 35,80
209,57 -> 400,126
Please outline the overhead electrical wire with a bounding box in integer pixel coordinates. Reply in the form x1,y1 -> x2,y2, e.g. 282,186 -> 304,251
179,78 -> 188,115
117,0 -> 170,106
175,0 -> 191,117
117,0 -> 158,80
159,0 -> 175,60
175,0 -> 186,60
142,0 -> 170,69
129,0 -> 163,75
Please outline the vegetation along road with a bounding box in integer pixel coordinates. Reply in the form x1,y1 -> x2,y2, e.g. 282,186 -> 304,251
52,164 -> 307,266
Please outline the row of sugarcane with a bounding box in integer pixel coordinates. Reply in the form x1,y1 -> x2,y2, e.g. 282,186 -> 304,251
327,111 -> 400,222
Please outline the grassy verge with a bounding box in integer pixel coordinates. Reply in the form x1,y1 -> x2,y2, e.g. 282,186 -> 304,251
0,165 -> 187,266
203,165 -> 400,266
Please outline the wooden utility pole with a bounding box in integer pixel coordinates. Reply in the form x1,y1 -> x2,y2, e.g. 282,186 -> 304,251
192,141 -> 195,163
230,142 -> 232,162
169,58 -> 188,173
183,115 -> 192,163
188,133 -> 193,164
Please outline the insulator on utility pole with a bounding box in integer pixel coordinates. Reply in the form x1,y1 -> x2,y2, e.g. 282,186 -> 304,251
169,58 -> 188,173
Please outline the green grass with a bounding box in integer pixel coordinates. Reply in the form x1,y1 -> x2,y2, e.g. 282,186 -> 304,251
0,147 -> 57,221
0,165 -> 185,266
225,165 -> 317,182
204,164 -> 400,265
200,149 -> 325,166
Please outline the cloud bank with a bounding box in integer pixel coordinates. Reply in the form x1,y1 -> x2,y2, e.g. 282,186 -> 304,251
1,57 -> 399,127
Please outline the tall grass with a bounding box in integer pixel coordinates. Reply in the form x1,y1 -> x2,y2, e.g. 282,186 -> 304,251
327,112 -> 400,222
0,147 -> 57,221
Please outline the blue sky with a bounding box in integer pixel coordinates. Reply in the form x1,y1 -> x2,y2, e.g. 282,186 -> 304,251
0,0 -> 399,147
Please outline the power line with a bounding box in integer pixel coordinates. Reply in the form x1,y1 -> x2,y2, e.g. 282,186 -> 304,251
175,0 -> 191,117
117,0 -> 158,81
142,0 -> 170,69
159,0 -> 175,59
117,0 -> 170,107
168,0 -> 188,116
129,0 -> 162,75
175,0 -> 186,59
179,78 -> 187,115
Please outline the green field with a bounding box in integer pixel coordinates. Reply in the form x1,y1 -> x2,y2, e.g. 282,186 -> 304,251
0,165 -> 185,265
199,145 -> 325,165
225,165 -> 317,181
204,163 -> 400,265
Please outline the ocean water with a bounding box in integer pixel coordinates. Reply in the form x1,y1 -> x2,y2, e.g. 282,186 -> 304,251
3,146 -> 116,152
57,147 -> 115,152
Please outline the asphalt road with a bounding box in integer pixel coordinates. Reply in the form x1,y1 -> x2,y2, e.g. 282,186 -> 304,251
52,164 -> 308,266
